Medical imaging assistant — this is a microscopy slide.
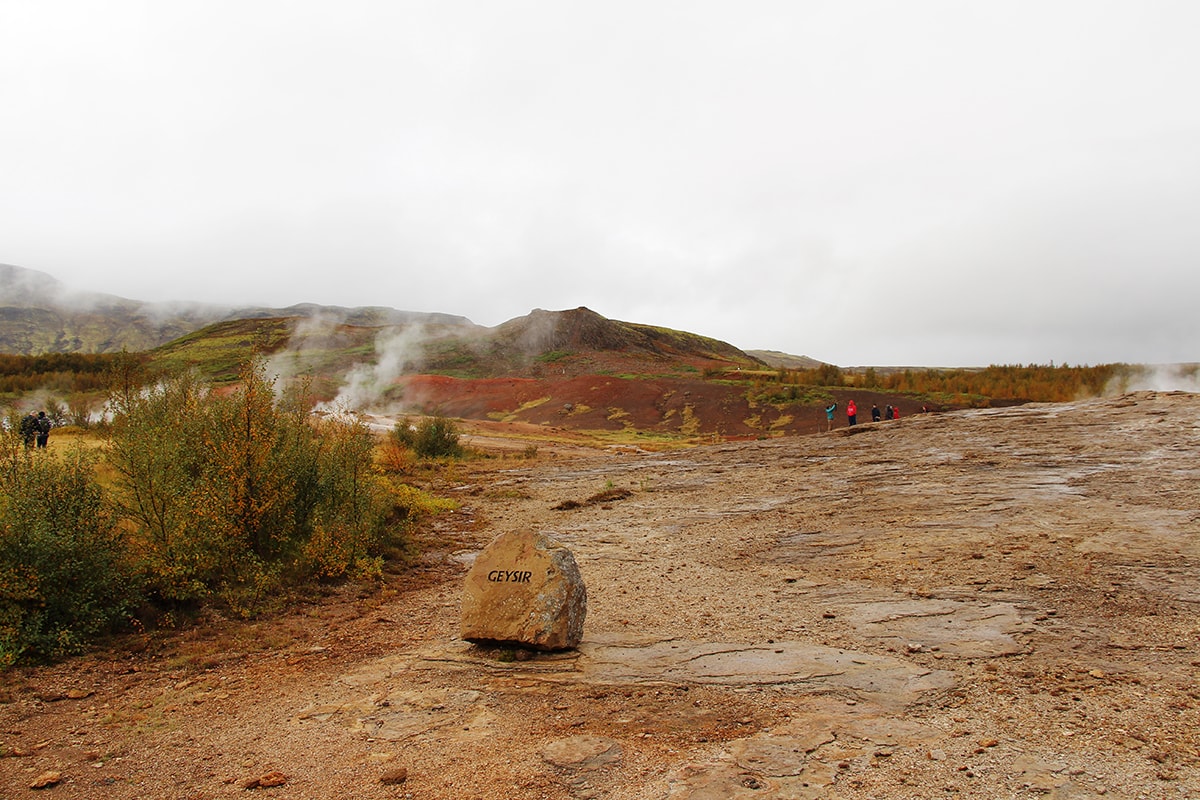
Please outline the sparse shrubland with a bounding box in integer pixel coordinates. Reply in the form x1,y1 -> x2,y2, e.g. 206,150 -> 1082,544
0,357 -> 454,668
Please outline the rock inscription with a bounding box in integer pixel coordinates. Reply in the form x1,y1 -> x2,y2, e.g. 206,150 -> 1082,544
461,530 -> 587,650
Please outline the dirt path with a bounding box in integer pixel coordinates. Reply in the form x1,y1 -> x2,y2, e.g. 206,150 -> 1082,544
3,392 -> 1199,798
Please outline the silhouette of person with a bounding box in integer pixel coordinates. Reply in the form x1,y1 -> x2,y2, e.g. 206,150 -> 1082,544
34,411 -> 51,448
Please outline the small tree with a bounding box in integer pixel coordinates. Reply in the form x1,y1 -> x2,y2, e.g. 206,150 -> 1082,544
816,363 -> 844,387
305,413 -> 392,579
105,370 -> 215,602
0,435 -> 138,666
391,415 -> 462,459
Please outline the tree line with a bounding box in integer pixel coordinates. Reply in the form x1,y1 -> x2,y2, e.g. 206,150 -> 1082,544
769,362 -> 1144,404
0,352 -> 134,395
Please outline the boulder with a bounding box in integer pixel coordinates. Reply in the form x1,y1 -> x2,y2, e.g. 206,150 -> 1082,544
461,530 -> 587,650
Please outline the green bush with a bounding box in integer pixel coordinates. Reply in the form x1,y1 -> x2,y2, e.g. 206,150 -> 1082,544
0,436 -> 138,666
391,415 -> 463,459
105,359 -> 404,613
304,413 -> 395,580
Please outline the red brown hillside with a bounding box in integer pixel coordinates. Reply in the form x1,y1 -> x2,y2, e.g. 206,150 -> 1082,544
374,308 -> 922,440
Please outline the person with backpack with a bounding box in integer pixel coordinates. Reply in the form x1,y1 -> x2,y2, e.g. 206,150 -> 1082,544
18,412 -> 37,447
34,411 -> 51,448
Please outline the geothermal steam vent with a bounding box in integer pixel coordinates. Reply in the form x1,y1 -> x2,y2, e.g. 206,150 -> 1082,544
461,530 -> 587,650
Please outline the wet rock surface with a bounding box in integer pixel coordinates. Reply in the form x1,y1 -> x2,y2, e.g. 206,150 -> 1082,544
2,391 -> 1198,798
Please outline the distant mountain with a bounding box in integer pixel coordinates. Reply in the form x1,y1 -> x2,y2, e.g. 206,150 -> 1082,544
497,307 -> 750,359
747,350 -> 826,370
0,264 -> 473,355
428,306 -> 764,378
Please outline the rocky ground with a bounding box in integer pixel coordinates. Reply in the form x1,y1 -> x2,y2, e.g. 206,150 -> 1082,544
2,391 -> 1198,799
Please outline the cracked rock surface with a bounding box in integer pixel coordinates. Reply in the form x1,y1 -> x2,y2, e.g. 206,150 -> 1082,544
1,391 -> 1198,798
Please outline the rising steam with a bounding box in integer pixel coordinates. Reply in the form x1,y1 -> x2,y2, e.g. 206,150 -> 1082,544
1111,363 -> 1200,394
314,324 -> 428,414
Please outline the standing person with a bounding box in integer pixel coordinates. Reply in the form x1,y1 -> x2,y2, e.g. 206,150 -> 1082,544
824,402 -> 837,432
871,404 -> 881,422
34,411 -> 51,448
19,412 -> 38,447
885,405 -> 894,420
846,399 -> 858,426
892,405 -> 900,420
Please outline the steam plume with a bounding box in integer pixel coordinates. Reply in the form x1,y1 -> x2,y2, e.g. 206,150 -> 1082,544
315,324 -> 427,414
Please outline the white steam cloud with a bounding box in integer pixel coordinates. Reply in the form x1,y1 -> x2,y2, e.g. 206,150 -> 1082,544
314,324 -> 428,414
1115,364 -> 1200,394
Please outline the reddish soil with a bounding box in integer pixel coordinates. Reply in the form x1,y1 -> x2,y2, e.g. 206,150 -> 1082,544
394,373 -> 932,439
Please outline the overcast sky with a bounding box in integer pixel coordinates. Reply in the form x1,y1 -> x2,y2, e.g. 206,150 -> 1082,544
2,2 -> 1197,367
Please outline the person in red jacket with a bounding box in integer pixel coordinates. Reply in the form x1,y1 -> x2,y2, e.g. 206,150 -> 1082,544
846,399 -> 858,426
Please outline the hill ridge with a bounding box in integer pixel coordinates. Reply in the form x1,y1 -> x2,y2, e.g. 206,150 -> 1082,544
0,263 -> 474,355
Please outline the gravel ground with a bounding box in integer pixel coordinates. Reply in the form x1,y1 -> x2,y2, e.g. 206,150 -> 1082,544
2,391 -> 1198,799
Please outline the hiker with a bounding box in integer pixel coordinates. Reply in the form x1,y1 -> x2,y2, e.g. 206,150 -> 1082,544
824,402 -> 837,432
846,399 -> 858,426
871,404 -> 881,422
892,405 -> 900,420
885,404 -> 894,420
19,412 -> 37,447
34,411 -> 51,448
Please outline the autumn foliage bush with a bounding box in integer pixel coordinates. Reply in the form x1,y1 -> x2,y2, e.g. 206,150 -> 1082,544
105,360 -> 404,612
0,439 -> 138,667
0,357 -> 444,666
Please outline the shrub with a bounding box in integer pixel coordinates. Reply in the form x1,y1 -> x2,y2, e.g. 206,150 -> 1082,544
391,415 -> 462,459
0,435 -> 138,666
304,413 -> 394,580
105,369 -> 219,603
105,359 -> 405,612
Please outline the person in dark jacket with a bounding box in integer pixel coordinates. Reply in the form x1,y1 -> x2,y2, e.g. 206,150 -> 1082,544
34,411 -> 51,448
19,412 -> 37,447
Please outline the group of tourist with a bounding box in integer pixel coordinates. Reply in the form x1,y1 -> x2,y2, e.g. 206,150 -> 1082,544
18,410 -> 52,448
870,403 -> 900,422
822,399 -> 909,431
